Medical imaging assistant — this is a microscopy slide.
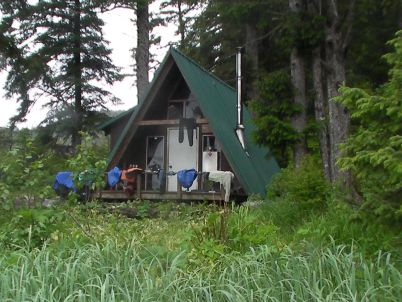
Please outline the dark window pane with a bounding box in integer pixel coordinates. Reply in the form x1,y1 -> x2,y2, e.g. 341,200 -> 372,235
168,103 -> 183,119
146,136 -> 164,190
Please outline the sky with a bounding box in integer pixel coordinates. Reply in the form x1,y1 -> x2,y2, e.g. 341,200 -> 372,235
0,3 -> 179,128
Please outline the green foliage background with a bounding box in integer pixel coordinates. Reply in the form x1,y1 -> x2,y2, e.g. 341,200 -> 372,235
337,31 -> 402,223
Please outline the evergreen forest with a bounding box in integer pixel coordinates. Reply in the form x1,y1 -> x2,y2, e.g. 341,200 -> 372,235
0,0 -> 401,300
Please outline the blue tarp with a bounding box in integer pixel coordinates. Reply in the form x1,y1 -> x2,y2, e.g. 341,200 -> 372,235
107,166 -> 121,187
177,169 -> 198,190
53,171 -> 75,191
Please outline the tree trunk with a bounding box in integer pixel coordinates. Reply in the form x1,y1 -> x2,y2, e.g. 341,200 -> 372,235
312,45 -> 331,180
72,0 -> 82,148
325,36 -> 349,182
177,0 -> 186,46
245,22 -> 258,101
289,0 -> 308,167
136,0 -> 150,102
399,0 -> 402,29
325,0 -> 353,184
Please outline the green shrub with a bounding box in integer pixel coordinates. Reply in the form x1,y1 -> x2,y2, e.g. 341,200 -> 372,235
0,208 -> 67,249
267,156 -> 330,211
0,138 -> 53,208
336,31 -> 402,224
67,132 -> 107,202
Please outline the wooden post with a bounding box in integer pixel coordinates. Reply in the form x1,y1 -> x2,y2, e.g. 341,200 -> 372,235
221,185 -> 225,202
136,175 -> 142,199
177,180 -> 182,200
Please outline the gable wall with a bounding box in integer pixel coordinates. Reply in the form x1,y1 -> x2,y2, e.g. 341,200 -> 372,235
108,115 -> 131,151
116,121 -> 243,194
143,65 -> 182,120
120,126 -> 166,169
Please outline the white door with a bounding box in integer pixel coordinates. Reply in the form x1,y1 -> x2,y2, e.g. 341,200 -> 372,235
167,128 -> 198,191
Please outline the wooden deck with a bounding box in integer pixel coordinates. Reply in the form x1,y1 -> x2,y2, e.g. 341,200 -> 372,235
98,170 -> 226,201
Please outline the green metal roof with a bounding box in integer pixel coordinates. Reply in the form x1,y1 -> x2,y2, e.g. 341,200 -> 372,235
171,48 -> 279,196
107,47 -> 279,196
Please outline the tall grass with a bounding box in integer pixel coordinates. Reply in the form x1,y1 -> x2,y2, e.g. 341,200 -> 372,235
1,240 -> 400,301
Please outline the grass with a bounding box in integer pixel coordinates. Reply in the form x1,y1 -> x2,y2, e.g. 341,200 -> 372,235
0,201 -> 401,301
0,240 -> 400,301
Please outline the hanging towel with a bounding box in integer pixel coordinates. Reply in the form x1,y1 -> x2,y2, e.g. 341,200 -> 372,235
208,171 -> 234,202
179,118 -> 185,143
178,118 -> 197,146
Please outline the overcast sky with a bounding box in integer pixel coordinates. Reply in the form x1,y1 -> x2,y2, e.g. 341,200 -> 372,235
0,3 -> 178,128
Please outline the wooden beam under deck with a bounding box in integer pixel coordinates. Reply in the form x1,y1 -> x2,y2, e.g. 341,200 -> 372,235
97,190 -> 225,201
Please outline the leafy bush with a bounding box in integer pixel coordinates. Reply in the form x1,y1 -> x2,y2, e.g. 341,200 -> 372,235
67,132 -> 107,201
336,31 -> 402,224
0,137 -> 53,209
267,156 -> 330,211
0,208 -> 67,249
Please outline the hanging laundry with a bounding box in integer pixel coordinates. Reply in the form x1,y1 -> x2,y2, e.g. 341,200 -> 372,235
53,171 -> 76,196
208,171 -> 234,202
158,169 -> 166,193
177,169 -> 198,191
107,166 -> 121,188
179,118 -> 197,146
121,166 -> 143,194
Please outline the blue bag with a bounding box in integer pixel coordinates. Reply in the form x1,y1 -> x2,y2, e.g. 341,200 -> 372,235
107,166 -> 121,187
177,169 -> 198,190
53,171 -> 76,197
53,171 -> 75,190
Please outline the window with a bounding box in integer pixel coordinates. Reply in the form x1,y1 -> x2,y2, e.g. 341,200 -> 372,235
203,135 -> 220,152
167,102 -> 183,119
202,135 -> 220,172
167,95 -> 203,120
146,136 -> 164,190
202,135 -> 221,191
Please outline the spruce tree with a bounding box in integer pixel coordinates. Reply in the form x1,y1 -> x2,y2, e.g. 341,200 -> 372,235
1,0 -> 122,147
160,0 -> 199,48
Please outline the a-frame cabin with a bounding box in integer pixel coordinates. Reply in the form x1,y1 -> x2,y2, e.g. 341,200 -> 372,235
99,48 -> 279,201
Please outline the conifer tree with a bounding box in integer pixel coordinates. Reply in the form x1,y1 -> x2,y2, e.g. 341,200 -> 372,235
160,0 -> 199,48
1,0 -> 122,147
